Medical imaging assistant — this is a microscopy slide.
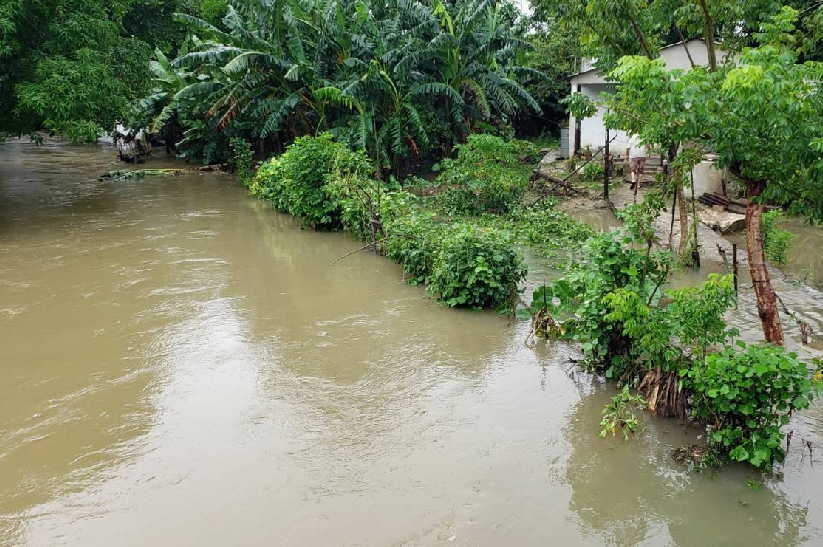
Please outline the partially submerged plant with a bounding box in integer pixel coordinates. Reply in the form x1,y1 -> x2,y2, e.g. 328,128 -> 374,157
682,342 -> 813,470
599,386 -> 647,440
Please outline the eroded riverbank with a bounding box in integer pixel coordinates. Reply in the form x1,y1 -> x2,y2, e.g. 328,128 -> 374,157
2,142 -> 823,546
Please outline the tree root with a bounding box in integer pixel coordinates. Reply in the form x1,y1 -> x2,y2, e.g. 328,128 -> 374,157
636,368 -> 689,419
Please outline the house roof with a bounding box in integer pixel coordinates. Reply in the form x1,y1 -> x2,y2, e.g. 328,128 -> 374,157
569,39 -> 713,81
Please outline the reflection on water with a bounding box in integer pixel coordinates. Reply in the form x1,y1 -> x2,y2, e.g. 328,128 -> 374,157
1,141 -> 822,546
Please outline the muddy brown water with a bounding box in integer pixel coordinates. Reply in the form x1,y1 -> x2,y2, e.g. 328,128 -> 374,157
1,142 -> 823,546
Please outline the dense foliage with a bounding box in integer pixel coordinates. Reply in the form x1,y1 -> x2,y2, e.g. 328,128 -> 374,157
248,133 -> 371,228
0,0 -> 224,141
532,195 -> 815,469
133,0 -> 542,169
435,134 -> 536,215
428,224 -> 526,308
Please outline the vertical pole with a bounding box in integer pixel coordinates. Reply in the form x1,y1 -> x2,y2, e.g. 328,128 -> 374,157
603,128 -> 610,200
668,189 -> 677,250
732,243 -> 739,305
690,169 -> 700,268
573,84 -> 582,156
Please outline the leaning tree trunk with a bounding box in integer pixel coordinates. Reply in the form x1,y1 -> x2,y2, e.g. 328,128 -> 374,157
745,183 -> 784,345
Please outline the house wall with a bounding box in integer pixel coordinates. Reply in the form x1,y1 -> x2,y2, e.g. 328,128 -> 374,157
569,40 -> 728,157
568,84 -> 632,156
692,159 -> 725,195
658,40 -> 727,70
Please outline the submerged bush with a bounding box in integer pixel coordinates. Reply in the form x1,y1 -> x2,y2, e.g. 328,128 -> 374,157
599,386 -> 646,440
230,137 -> 255,186
683,342 -> 812,469
249,133 -> 371,228
531,194 -> 815,470
428,224 -> 526,309
383,208 -> 442,285
507,202 -> 594,251
549,229 -> 672,378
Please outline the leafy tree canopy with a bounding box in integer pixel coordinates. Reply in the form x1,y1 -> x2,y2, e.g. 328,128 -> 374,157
0,0 -> 223,141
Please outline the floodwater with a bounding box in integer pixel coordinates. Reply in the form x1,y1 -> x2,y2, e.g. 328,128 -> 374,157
1,142 -> 822,546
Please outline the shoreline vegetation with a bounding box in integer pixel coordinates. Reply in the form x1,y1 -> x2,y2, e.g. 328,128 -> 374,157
244,133 -> 593,310
234,130 -> 820,472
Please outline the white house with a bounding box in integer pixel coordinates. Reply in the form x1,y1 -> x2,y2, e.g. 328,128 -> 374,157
568,40 -> 727,196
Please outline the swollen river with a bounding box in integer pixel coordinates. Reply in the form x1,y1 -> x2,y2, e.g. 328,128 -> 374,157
1,141 -> 822,546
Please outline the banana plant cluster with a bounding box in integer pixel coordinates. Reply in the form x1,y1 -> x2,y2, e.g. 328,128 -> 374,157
137,0 -> 543,171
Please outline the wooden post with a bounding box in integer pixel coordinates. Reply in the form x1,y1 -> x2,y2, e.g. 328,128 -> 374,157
603,128 -> 610,200
690,168 -> 700,267
732,243 -> 739,306
573,84 -> 582,156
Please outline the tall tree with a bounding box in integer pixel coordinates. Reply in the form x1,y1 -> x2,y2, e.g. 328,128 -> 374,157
607,7 -> 823,344
0,0 -> 217,141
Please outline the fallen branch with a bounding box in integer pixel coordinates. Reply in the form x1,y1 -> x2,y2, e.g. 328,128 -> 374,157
331,239 -> 385,264
98,165 -> 228,181
528,133 -> 619,208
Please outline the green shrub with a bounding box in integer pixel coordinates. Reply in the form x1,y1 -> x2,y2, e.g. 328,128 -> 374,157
435,134 -> 533,215
438,176 -> 526,215
383,208 -> 442,285
249,133 -> 371,228
452,133 -> 537,165
507,202 -> 594,250
581,161 -> 605,181
548,229 -> 671,377
326,172 -> 396,242
683,342 -> 813,469
379,190 -> 419,227
761,210 -> 794,264
428,224 -> 526,308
